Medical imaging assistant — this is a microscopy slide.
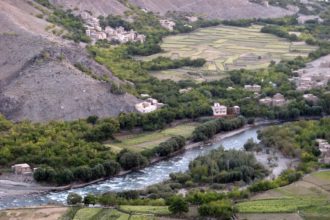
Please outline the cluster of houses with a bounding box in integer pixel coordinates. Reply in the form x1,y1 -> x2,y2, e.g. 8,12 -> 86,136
259,93 -> 287,107
82,12 -> 146,44
212,103 -> 240,117
316,139 -> 330,164
291,55 -> 330,91
135,97 -> 164,113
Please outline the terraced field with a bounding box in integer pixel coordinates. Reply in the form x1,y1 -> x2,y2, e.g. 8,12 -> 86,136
143,25 -> 317,82
237,170 -> 330,219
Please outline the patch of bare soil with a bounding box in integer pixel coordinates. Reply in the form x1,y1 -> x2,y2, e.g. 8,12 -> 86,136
0,206 -> 67,220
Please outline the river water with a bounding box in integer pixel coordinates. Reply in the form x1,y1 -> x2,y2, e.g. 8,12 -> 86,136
1,126 -> 261,209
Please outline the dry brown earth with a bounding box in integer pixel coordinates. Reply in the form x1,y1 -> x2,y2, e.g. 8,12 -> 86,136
50,0 -> 295,19
0,0 -> 139,122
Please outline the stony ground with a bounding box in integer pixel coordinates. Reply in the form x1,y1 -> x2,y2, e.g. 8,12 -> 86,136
0,0 -> 139,122
50,0 -> 295,20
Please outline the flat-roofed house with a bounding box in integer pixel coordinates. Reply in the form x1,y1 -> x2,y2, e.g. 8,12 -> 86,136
272,93 -> 286,107
11,163 -> 32,175
259,97 -> 272,106
212,103 -> 227,117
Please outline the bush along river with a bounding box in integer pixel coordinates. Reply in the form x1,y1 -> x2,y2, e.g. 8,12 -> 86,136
0,126 -> 262,209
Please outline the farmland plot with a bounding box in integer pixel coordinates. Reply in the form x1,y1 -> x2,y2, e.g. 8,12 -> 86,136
142,25 -> 317,82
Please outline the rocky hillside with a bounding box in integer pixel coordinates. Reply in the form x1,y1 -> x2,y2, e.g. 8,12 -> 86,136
0,0 -> 139,122
50,0 -> 294,19
129,0 -> 294,19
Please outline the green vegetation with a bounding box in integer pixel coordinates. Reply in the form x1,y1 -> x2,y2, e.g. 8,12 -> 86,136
192,116 -> 246,142
73,208 -> 130,220
141,25 -> 316,82
237,197 -> 327,213
142,56 -> 206,71
258,118 -> 330,172
170,148 -> 267,185
198,200 -> 237,219
33,0 -> 90,43
237,170 -> 330,216
107,122 -> 197,153
120,206 -> 170,215
47,9 -> 90,43
167,196 -> 189,215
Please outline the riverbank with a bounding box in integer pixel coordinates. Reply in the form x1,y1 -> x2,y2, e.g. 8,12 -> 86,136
0,119 -> 276,207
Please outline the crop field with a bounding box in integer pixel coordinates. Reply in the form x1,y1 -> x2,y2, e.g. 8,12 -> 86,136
73,208 -> 157,220
105,122 -> 198,153
120,206 -> 170,215
143,25 -> 317,82
237,171 -> 330,219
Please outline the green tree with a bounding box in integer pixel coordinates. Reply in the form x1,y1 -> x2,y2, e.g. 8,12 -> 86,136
67,193 -> 82,205
83,194 -> 97,206
168,196 -> 189,215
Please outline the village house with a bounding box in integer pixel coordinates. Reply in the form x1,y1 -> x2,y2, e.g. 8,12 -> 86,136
316,139 -> 330,164
259,97 -> 273,106
272,93 -> 286,107
179,87 -> 192,94
259,93 -> 286,107
135,98 -> 164,114
228,106 -> 241,115
303,94 -> 319,104
212,103 -> 227,117
244,84 -> 261,92
160,19 -> 176,31
11,163 -> 32,175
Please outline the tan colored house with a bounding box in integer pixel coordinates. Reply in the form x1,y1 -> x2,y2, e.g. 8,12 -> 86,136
135,98 -> 164,114
244,84 -> 261,92
259,93 -> 286,107
303,94 -> 319,104
272,93 -> 286,107
259,97 -> 273,106
11,163 -> 32,175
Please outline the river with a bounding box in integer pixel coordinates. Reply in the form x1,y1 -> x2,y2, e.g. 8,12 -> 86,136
1,126 -> 261,209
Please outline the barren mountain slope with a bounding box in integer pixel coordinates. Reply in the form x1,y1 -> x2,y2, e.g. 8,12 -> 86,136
0,1 -> 139,122
129,0 -> 294,19
49,0 -> 294,19
49,0 -> 128,16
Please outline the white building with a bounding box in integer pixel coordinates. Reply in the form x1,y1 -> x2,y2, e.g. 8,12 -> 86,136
212,103 -> 227,116
11,163 -> 32,175
135,98 -> 164,114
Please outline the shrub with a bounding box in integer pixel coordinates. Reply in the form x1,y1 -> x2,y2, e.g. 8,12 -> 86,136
198,200 -> 237,219
67,193 -> 82,205
167,196 -> 189,215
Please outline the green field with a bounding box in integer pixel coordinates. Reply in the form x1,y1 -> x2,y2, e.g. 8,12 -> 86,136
120,206 -> 170,215
141,25 -> 317,82
105,122 -> 198,153
72,208 -> 159,220
237,171 -> 330,219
